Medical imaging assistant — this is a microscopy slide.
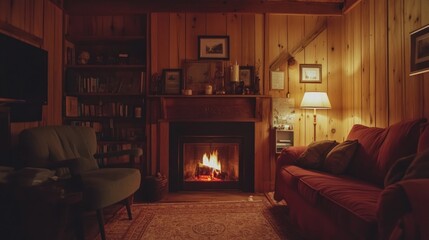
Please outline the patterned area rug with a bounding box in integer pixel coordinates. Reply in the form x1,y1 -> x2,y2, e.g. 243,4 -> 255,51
96,200 -> 301,240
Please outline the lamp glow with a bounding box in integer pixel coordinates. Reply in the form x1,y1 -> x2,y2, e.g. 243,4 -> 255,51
300,92 -> 331,141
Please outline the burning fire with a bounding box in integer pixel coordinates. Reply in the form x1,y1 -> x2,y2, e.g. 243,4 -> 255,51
202,150 -> 221,171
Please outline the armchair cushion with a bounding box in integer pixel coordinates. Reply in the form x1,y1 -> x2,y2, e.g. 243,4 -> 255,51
81,168 -> 141,209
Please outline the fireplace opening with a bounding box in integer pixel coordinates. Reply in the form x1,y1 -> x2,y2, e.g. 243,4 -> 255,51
169,122 -> 254,192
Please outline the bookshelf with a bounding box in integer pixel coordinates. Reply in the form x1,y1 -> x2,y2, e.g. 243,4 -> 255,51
275,129 -> 294,154
63,14 -> 147,167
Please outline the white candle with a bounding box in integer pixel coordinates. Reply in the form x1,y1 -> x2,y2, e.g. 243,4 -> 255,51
230,61 -> 239,82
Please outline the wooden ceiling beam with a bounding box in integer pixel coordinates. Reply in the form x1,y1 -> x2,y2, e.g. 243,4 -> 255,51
64,0 -> 343,16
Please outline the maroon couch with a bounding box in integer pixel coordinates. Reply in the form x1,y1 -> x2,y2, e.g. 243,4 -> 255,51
274,119 -> 429,240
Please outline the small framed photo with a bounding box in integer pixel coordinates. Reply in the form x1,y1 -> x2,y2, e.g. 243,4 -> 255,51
162,69 -> 182,95
299,64 -> 322,83
410,24 -> 429,76
198,35 -> 230,60
239,66 -> 255,89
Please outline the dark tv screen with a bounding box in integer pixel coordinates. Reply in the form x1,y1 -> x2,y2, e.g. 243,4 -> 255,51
0,33 -> 48,122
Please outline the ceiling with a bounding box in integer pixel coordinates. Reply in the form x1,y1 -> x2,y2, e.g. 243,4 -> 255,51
63,0 -> 361,16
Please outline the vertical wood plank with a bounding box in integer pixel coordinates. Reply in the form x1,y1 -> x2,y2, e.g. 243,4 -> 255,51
287,16 -> 305,146
343,9 -> 354,135
327,17 -> 344,141
157,13 -> 170,72
388,0 -> 404,123
374,0 -> 388,127
404,0 -> 423,120
422,0 -> 429,119
206,13 -> 227,35
361,0 -> 373,126
352,4 -> 362,125
185,13 -> 206,60
227,13 -> 242,65
150,13 -> 159,74
241,14 -> 255,66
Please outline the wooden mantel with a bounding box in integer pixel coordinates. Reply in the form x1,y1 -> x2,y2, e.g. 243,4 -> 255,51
146,95 -> 272,193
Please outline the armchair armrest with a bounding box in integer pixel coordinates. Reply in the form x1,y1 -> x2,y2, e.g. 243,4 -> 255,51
94,147 -> 143,167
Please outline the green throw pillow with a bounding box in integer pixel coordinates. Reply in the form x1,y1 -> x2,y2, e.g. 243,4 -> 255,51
323,140 -> 359,175
296,140 -> 338,169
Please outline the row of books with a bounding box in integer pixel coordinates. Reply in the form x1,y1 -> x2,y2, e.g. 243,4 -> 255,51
65,96 -> 143,118
66,72 -> 145,94
68,120 -> 143,141
96,143 -> 144,167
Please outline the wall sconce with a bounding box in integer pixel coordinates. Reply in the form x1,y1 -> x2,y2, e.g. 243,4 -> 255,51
300,92 -> 331,141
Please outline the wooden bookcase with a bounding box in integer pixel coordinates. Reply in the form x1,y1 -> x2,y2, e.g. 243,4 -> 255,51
63,15 -> 147,167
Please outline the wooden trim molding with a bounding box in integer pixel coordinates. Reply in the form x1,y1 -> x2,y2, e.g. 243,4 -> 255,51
0,21 -> 43,47
64,0 -> 344,16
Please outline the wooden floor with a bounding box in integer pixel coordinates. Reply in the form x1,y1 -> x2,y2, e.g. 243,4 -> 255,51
84,190 -> 270,240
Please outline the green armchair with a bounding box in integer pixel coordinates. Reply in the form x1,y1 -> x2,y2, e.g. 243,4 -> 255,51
18,125 -> 142,240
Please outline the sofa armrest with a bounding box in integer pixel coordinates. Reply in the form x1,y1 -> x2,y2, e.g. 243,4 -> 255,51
276,146 -> 307,168
377,179 -> 429,240
273,146 -> 306,201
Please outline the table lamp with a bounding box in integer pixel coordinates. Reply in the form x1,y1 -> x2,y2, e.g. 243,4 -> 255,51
300,91 -> 331,141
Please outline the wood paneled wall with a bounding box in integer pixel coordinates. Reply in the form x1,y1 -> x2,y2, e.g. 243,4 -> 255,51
341,0 -> 429,135
150,13 -> 345,146
0,0 -> 63,145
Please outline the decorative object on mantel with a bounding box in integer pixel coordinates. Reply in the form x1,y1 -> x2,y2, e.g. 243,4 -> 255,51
299,64 -> 322,83
239,66 -> 256,95
410,24 -> 429,76
162,69 -> 182,95
184,60 -> 224,95
230,61 -> 240,94
300,91 -> 331,141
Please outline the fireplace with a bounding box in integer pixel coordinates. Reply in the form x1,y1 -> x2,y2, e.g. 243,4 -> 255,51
169,122 -> 254,192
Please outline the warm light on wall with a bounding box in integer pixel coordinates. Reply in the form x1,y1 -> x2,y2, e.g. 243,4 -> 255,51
300,92 -> 331,141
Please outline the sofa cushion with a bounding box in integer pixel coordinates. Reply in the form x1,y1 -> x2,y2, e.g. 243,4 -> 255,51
403,148 -> 429,180
347,124 -> 387,184
418,122 -> 429,153
378,118 -> 426,186
296,140 -> 338,169
298,174 -> 381,237
323,140 -> 359,175
384,154 -> 416,187
279,165 -> 328,192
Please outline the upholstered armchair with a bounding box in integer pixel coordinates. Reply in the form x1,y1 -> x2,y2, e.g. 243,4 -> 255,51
17,125 -> 142,240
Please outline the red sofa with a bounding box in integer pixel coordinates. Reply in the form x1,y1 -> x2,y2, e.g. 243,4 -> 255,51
274,119 -> 429,240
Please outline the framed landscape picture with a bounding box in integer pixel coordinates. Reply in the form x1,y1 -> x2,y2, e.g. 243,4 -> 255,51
410,24 -> 429,76
299,64 -> 322,83
198,36 -> 230,60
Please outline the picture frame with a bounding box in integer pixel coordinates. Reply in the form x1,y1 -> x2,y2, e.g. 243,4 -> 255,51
184,60 -> 224,95
410,24 -> 429,76
162,69 -> 182,95
198,35 -> 230,60
299,64 -> 322,83
239,66 -> 255,89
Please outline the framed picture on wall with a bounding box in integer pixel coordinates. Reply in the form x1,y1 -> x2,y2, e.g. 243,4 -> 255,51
198,36 -> 230,60
410,24 -> 429,76
299,64 -> 322,83
162,69 -> 182,94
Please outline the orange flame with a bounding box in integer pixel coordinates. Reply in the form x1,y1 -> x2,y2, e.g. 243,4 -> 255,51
202,150 -> 221,172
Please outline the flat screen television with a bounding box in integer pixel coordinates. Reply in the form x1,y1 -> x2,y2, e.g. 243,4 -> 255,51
0,33 -> 48,122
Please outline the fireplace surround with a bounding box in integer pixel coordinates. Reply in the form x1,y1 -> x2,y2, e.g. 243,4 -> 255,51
147,95 -> 271,193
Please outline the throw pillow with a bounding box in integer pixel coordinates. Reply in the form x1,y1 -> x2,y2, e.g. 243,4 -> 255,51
323,139 -> 359,175
296,140 -> 338,169
418,122 -> 429,153
403,148 -> 429,180
384,154 -> 416,187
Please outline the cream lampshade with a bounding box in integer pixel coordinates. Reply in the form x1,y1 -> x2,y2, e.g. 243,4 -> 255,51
300,92 -> 331,141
